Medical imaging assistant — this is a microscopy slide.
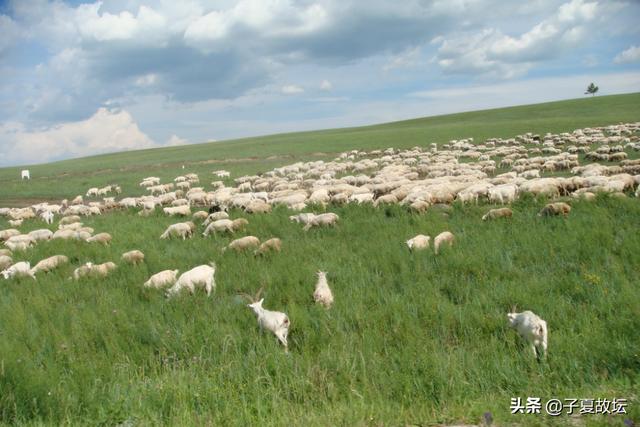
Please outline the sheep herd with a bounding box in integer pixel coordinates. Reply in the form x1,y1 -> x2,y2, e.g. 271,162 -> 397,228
1,121 -> 639,355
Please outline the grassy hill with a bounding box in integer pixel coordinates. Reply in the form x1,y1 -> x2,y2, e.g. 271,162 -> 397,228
0,94 -> 639,426
1,93 -> 639,204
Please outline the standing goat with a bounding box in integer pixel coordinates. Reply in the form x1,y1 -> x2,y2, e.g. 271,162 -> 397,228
241,287 -> 290,351
507,306 -> 548,360
313,271 -> 334,308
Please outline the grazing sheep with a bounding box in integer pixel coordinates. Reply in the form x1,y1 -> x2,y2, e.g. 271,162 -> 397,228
166,263 -> 216,297
302,212 -> 339,231
433,231 -> 455,255
482,208 -> 513,221
538,202 -> 571,217
4,239 -> 33,252
40,211 -> 54,224
160,222 -> 196,240
0,255 -> 12,270
507,309 -> 548,360
0,249 -> 11,256
85,232 -> 112,245
242,287 -> 290,350
72,262 -> 117,280
245,200 -> 272,214
28,229 -> 54,242
71,195 -> 83,205
121,250 -> 145,265
406,234 -> 431,251
224,236 -> 260,252
1,261 -> 35,280
9,219 -> 23,227
0,229 -> 20,241
203,211 -> 229,226
30,255 -> 69,275
288,213 -> 316,224
163,205 -> 191,216
59,215 -> 81,225
313,271 -> 334,308
192,211 -> 209,220
202,218 -> 248,237
144,269 -> 179,289
409,200 -> 429,213
254,238 -> 282,255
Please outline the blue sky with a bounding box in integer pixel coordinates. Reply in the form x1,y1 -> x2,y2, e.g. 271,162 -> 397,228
0,0 -> 639,166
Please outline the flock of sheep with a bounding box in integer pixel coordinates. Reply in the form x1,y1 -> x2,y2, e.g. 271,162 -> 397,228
1,121 -> 639,356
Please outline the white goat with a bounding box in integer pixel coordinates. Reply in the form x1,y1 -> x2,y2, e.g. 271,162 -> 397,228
243,287 -> 290,350
313,271 -> 334,308
1,261 -> 36,280
507,308 -> 548,359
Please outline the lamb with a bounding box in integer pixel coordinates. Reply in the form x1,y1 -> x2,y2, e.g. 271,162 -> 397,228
242,287 -> 290,350
482,208 -> 513,221
28,229 -> 54,242
121,250 -> 145,265
144,269 -> 179,289
313,271 -> 334,308
224,236 -> 260,252
163,205 -> 191,216
538,202 -> 571,217
160,222 -> 196,240
254,238 -> 282,255
302,212 -> 339,231
1,261 -> 35,280
0,255 -> 12,270
30,255 -> 69,275
433,231 -> 455,255
40,211 -> 54,224
507,308 -> 548,360
166,263 -> 216,297
85,232 -> 112,245
202,218 -> 248,237
406,234 -> 431,251
72,262 -> 117,280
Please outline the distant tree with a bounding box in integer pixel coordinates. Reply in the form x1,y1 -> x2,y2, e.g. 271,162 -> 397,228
584,83 -> 599,96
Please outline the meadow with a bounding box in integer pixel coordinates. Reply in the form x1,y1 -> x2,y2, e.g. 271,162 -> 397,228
0,94 -> 639,426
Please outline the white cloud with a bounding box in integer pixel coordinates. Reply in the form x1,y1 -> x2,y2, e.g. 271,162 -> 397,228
614,45 -> 640,64
135,73 -> 158,87
166,134 -> 189,146
320,79 -> 333,91
281,84 -> 304,95
383,46 -> 422,71
0,108 -> 157,166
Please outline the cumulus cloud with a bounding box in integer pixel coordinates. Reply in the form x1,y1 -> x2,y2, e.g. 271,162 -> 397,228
433,0 -> 601,78
165,134 -> 189,146
0,108 -> 157,166
281,84 -> 304,95
614,45 -> 640,64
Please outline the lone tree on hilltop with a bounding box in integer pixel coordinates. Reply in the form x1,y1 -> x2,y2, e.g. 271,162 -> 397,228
585,83 -> 599,96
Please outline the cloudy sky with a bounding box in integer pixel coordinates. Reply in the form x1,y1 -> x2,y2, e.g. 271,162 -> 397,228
0,0 -> 639,166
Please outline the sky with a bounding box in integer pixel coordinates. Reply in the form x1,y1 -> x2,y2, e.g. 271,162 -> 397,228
0,0 -> 639,167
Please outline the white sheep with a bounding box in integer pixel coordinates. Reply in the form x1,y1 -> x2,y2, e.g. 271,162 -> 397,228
288,213 -> 316,224
30,255 -> 69,275
254,238 -> 282,256
243,288 -> 290,350
433,231 -> 455,255
224,236 -> 260,252
163,205 -> 191,216
85,232 -> 112,245
202,218 -> 248,237
0,255 -> 12,270
166,263 -> 216,297
9,219 -> 23,227
121,250 -> 145,265
40,211 -> 54,224
160,222 -> 196,240
406,234 -> 431,251
144,269 -> 179,289
482,208 -> 513,221
1,261 -> 36,280
313,271 -> 334,308
59,215 -> 82,225
302,213 -> 339,231
28,229 -> 54,242
203,211 -> 229,226
0,229 -> 20,241
72,262 -> 117,280
507,309 -> 548,359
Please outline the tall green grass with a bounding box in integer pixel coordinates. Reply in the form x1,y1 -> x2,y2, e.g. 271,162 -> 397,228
1,195 -> 638,425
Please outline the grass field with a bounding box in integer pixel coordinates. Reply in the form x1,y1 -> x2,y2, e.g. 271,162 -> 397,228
1,94 -> 639,426
0,93 -> 639,204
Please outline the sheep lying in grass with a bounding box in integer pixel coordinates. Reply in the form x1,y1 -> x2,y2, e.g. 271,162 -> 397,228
302,213 -> 339,231
241,287 -> 290,350
254,238 -> 282,255
121,250 -> 145,265
30,255 -> 69,275
144,269 -> 179,289
28,229 -> 54,242
406,234 -> 430,251
86,232 -> 112,245
482,208 -> 513,221
163,205 -> 191,216
202,218 -> 248,237
433,231 -> 455,255
166,263 -> 216,297
72,262 -> 117,280
160,222 -> 196,240
0,255 -> 12,270
224,236 -> 260,252
507,308 -> 548,360
313,271 -> 333,308
538,202 -> 571,217
2,261 -> 35,280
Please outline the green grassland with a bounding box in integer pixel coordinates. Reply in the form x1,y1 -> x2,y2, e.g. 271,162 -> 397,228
1,93 -> 639,203
0,94 -> 639,426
